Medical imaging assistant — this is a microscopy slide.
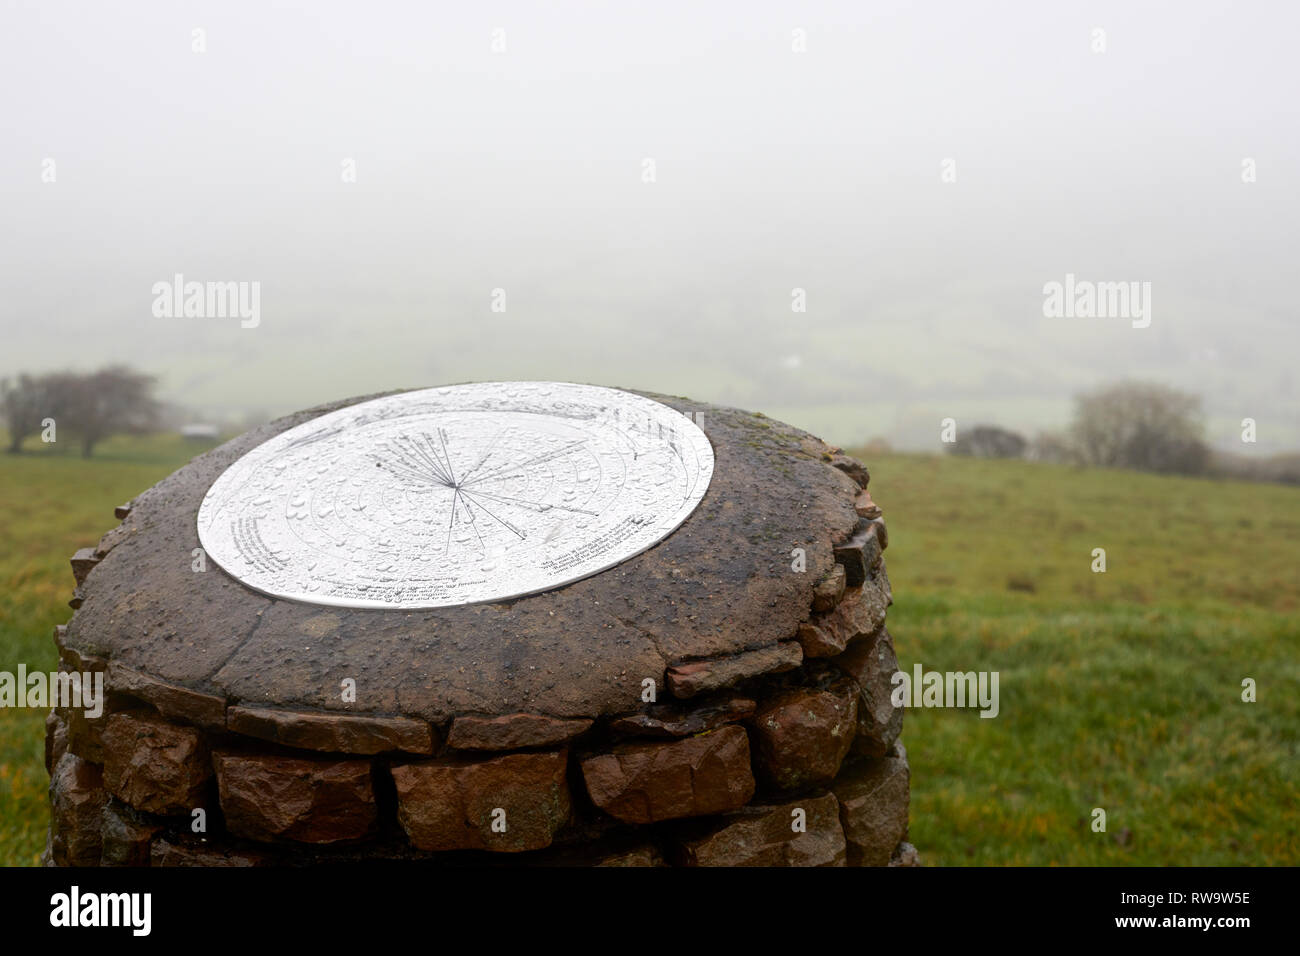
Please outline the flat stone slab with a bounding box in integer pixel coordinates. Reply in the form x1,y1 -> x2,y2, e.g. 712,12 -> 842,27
64,387 -> 861,725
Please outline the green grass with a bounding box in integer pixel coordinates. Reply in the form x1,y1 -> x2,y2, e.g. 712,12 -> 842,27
0,433 -> 220,866
866,453 -> 1299,865
0,438 -> 1296,865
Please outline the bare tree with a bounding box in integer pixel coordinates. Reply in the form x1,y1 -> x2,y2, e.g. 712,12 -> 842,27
1070,381 -> 1208,475
2,373 -> 49,453
55,366 -> 162,458
948,424 -> 1027,459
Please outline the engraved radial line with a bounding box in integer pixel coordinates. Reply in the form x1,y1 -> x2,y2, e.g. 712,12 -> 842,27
458,490 -> 526,539
458,427 -> 509,483
445,486 -> 458,552
377,455 -> 441,486
374,458 -> 439,486
437,428 -> 457,485
397,434 -> 450,485
396,434 -> 445,484
457,491 -> 487,551
418,431 -> 460,486
464,439 -> 590,485
387,438 -> 447,485
462,487 -> 599,516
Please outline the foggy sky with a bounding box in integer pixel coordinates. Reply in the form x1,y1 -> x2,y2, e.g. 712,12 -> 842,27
2,1 -> 1297,451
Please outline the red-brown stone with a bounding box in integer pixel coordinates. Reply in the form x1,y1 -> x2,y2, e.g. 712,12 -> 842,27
446,713 -> 591,751
108,662 -> 226,732
391,749 -> 571,852
833,626 -> 903,758
150,836 -> 269,867
833,746 -> 910,867
48,752 -> 107,867
811,564 -> 847,612
227,704 -> 434,755
580,724 -> 755,823
749,678 -> 857,792
672,792 -> 846,866
214,752 -> 377,844
666,642 -> 802,699
833,521 -> 883,587
101,711 -> 212,816
100,800 -> 162,867
609,693 -> 756,738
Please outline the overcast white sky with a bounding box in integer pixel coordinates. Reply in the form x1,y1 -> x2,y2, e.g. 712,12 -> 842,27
1,0 -> 1296,450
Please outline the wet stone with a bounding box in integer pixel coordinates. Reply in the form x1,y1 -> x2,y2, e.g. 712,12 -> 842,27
45,710 -> 69,775
666,642 -> 803,699
48,753 -> 107,867
580,724 -> 755,824
150,836 -> 269,867
749,678 -> 858,793
108,662 -> 226,732
609,692 -> 756,739
100,800 -> 162,867
833,626 -> 903,758
445,713 -> 591,752
833,520 -> 884,588
672,793 -> 846,867
391,749 -> 571,852
214,752 -> 377,845
227,705 -> 434,755
101,711 -> 212,816
70,548 -> 100,586
834,745 -> 911,867
811,564 -> 847,612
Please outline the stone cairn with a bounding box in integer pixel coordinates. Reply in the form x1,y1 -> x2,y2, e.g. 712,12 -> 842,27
44,391 -> 917,867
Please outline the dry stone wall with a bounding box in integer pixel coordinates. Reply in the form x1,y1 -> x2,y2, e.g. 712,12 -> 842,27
44,393 -> 917,867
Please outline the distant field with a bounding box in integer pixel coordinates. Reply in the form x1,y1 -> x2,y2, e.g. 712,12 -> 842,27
1,435 -> 1296,865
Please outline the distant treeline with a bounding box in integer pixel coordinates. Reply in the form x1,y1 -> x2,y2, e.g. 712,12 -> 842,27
947,382 -> 1300,485
1,366 -> 161,458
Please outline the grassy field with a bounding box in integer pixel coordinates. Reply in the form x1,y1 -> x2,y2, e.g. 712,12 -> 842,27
1,436 -> 1296,865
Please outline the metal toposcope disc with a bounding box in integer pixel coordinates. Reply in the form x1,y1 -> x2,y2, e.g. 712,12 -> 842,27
196,382 -> 715,609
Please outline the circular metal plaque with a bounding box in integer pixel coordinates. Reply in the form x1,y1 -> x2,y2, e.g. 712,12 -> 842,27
196,382 -> 715,609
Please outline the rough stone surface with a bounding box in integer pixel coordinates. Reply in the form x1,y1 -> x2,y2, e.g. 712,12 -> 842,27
609,693 -> 756,738
100,800 -> 162,867
833,627 -> 903,758
214,752 -> 376,844
854,489 -> 882,520
102,711 -> 212,815
45,710 -> 69,775
64,706 -> 106,764
48,753 -> 107,867
833,746 -> 910,867
446,713 -> 591,751
580,724 -> 755,823
672,793 -> 846,867
150,837 -> 268,867
391,749 -> 570,852
63,390 -> 859,724
796,582 -> 886,658
833,520 -> 884,587
227,705 -> 434,755
889,841 -> 922,867
811,564 -> 847,612
750,678 -> 858,792
666,642 -> 802,699
828,453 -> 870,489
70,547 -> 100,586
108,662 -> 226,731
594,844 -> 664,867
